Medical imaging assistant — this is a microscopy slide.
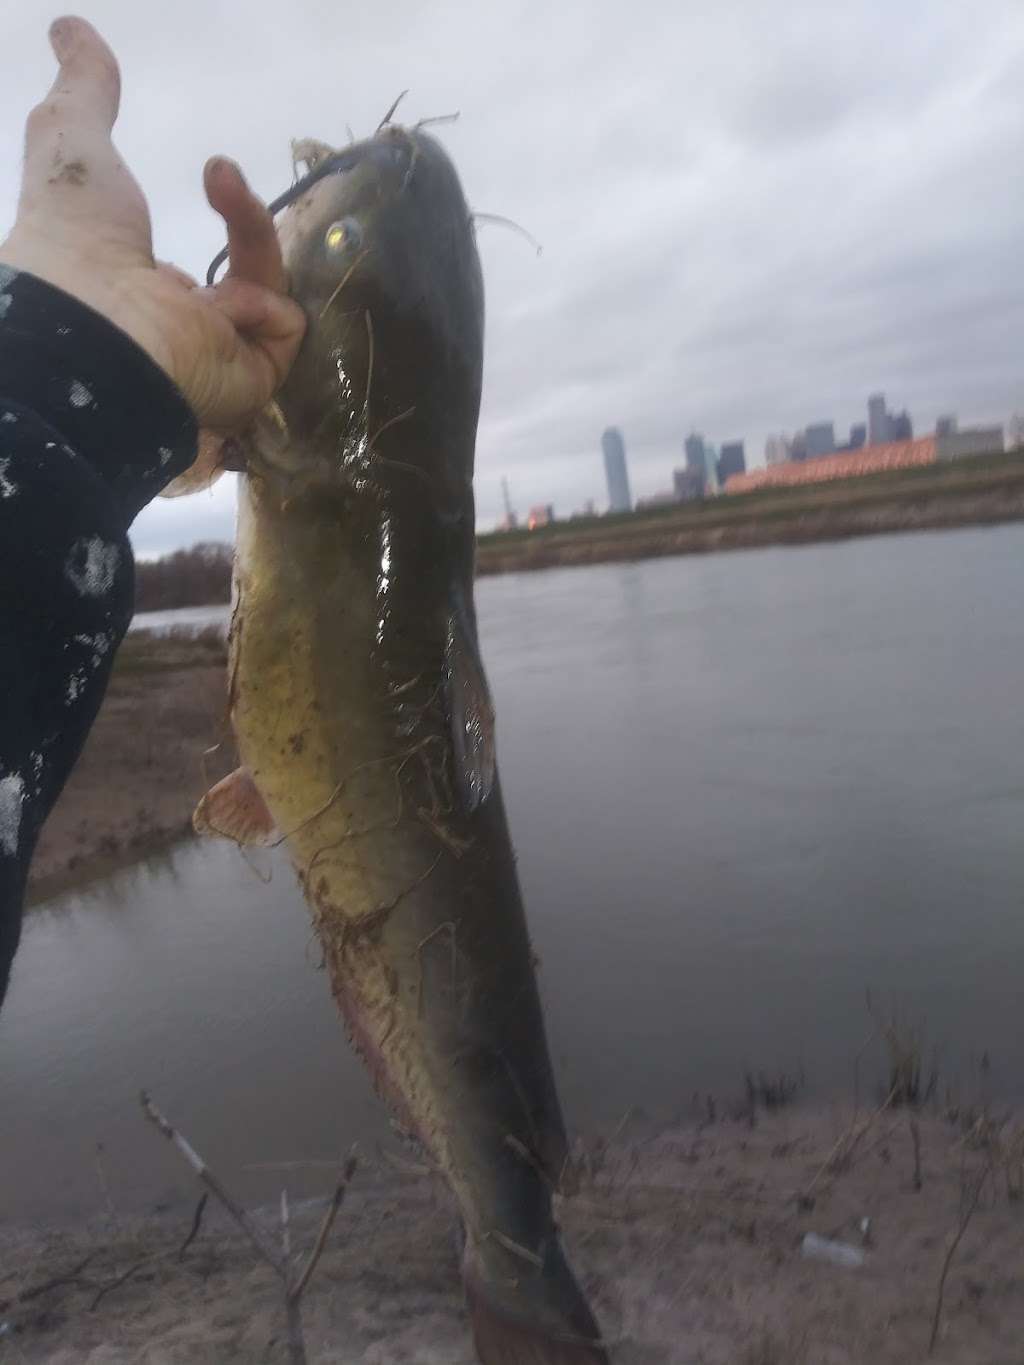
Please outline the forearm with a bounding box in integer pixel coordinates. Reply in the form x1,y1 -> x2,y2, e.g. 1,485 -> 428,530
0,269 -> 196,1001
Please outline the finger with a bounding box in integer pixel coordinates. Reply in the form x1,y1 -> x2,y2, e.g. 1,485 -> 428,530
21,16 -> 131,224
204,157 -> 286,293
45,16 -> 120,131
200,277 -> 306,388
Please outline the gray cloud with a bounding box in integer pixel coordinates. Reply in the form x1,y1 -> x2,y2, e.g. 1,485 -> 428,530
0,0 -> 1020,546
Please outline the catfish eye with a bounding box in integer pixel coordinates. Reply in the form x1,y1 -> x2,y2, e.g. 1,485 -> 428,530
324,218 -> 362,252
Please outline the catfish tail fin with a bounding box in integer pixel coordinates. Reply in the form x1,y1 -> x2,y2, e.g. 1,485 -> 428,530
464,1243 -> 609,1365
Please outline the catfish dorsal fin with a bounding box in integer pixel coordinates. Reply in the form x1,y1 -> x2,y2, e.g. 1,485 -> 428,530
193,767 -> 277,846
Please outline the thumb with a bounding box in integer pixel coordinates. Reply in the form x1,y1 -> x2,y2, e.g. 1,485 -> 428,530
42,17 -> 120,132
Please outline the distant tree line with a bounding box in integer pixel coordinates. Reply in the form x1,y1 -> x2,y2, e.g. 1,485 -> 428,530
134,542 -> 233,611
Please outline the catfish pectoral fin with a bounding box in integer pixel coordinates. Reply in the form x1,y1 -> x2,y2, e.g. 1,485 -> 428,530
193,767 -> 278,846
159,430 -> 229,498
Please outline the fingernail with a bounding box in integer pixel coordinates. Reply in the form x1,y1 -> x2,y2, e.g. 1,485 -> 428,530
49,17 -> 78,63
209,156 -> 247,190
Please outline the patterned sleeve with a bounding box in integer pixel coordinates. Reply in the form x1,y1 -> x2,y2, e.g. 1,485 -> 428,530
0,267 -> 197,1001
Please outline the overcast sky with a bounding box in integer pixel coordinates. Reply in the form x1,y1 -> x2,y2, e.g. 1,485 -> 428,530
1,1 -> 1021,554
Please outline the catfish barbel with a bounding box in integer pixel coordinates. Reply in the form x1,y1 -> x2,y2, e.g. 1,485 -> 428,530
190,127 -> 608,1364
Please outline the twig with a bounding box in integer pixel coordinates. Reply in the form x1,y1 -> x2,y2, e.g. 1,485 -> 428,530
140,1091 -> 285,1277
291,1154 -> 358,1302
94,1142 -> 117,1228
90,1259 -> 151,1311
0,1252 -> 98,1311
911,1117 -> 923,1192
178,1193 -> 208,1260
280,1189 -> 306,1365
803,1086 -> 897,1202
851,1025 -> 878,1117
281,1190 -> 292,1266
928,1160 -> 990,1354
140,1092 -> 357,1365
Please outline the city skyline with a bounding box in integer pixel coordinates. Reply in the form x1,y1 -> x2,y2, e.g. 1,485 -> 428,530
503,385 -> 1016,524
557,388 -> 1007,520
6,1 -> 1015,555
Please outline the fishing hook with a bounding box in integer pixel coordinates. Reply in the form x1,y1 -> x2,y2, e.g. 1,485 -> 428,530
206,145 -> 369,286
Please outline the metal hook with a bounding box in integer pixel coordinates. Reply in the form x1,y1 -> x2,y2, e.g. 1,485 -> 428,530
205,145 -> 368,286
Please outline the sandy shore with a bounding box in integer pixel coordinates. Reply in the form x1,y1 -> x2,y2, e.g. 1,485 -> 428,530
27,631 -> 235,904
2,1104 -> 1021,1364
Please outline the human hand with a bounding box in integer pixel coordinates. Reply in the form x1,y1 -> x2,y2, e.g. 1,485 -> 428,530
0,15 -> 305,431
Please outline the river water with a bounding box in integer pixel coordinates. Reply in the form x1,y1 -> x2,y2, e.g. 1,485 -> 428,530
4,526 -> 1024,1223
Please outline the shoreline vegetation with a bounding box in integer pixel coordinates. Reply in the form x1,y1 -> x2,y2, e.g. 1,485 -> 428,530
474,448 -> 1024,576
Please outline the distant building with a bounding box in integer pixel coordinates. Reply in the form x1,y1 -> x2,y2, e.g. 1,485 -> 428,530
936,426 -> 1004,461
601,428 -> 632,513
717,441 -> 746,485
764,434 -> 791,467
867,393 -> 913,446
790,431 -> 808,462
889,410 -> 913,442
703,444 -> 720,494
868,393 -> 889,445
527,503 -> 555,529
805,422 -> 836,458
684,433 -> 707,492
935,414 -> 958,438
832,423 -> 867,456
500,476 -> 518,530
673,467 -> 704,501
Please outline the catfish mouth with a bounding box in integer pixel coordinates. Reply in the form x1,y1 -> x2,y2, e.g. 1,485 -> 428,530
205,131 -> 414,287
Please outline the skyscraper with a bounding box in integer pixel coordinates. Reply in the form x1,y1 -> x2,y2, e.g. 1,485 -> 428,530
805,422 -> 836,458
868,393 -> 889,445
683,433 -> 707,495
602,427 -> 632,513
703,445 -> 720,494
764,434 -> 791,466
717,441 -> 746,486
889,410 -> 913,442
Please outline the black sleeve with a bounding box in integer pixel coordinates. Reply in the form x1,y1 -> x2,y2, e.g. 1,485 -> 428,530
0,267 -> 197,1002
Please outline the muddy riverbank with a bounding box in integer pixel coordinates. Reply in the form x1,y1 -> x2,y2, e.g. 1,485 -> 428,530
27,631 -> 234,904
2,1104 -> 1020,1364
